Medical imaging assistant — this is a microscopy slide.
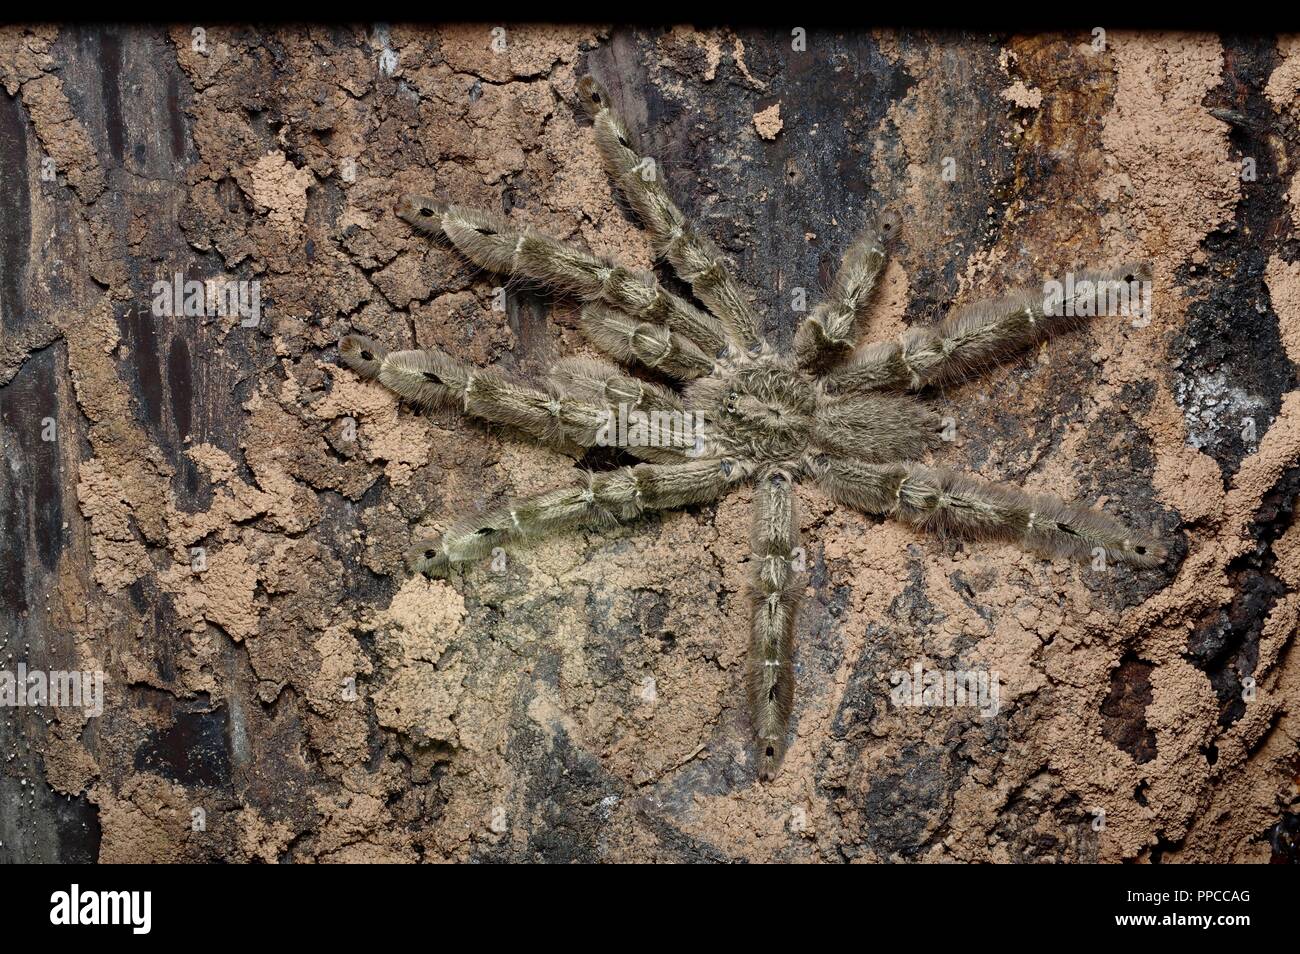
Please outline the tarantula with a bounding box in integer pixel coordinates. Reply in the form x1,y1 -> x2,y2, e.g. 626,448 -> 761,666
338,76 -> 1165,781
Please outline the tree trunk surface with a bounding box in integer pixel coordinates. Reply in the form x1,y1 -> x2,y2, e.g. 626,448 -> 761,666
0,24 -> 1297,862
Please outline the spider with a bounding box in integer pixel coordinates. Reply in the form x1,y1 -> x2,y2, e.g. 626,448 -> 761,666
338,75 -> 1166,781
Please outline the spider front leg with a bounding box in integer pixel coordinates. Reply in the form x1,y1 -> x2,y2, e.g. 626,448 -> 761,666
813,458 -> 1165,567
397,197 -> 727,378
577,303 -> 713,380
748,468 -> 801,781
824,264 -> 1149,394
406,458 -> 744,576
577,77 -> 764,354
793,212 -> 898,375
342,337 -> 707,461
341,335 -> 607,451
548,355 -> 711,461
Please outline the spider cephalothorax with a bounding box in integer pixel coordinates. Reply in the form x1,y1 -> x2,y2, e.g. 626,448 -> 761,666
337,75 -> 1165,781
693,359 -> 820,464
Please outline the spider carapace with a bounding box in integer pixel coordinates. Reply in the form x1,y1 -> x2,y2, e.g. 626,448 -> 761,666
337,75 -> 1165,781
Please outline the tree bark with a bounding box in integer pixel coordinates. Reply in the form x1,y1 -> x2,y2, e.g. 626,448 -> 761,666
0,24 -> 1296,862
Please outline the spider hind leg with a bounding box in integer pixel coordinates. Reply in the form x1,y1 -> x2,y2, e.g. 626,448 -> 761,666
748,468 -> 801,781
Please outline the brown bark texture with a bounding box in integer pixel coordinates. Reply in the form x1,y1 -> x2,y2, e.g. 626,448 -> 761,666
0,24 -> 1297,863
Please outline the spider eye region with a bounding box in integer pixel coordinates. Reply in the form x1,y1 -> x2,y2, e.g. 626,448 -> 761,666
713,366 -> 814,463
